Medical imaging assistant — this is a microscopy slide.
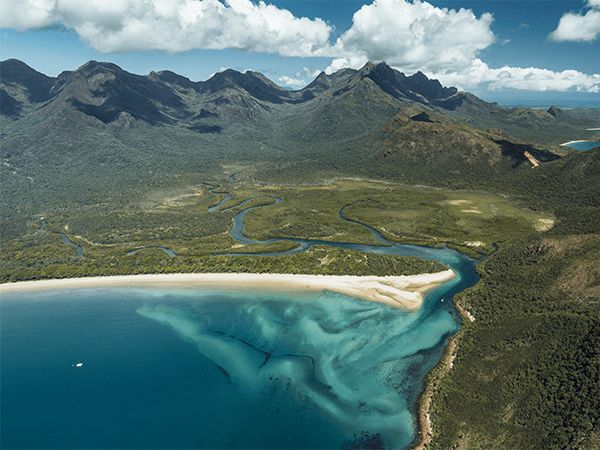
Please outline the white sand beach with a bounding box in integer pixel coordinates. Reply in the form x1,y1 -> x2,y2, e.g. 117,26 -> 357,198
0,270 -> 456,310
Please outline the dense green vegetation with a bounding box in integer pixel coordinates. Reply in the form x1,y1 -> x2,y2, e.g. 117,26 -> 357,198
428,234 -> 600,450
0,240 -> 446,283
2,151 -> 598,450
416,151 -> 600,450
338,181 -> 551,255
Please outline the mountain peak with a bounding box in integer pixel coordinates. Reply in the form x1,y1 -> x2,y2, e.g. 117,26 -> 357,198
201,68 -> 292,104
358,61 -> 394,77
147,70 -> 197,91
203,69 -> 249,92
411,71 -> 430,82
303,68 -> 356,95
547,106 -> 565,117
358,61 -> 377,72
1,58 -> 38,74
0,58 -> 55,106
0,59 -> 52,83
75,60 -> 123,76
352,61 -> 459,107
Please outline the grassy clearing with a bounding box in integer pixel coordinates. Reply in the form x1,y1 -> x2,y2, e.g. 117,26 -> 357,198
337,181 -> 553,254
240,185 -> 380,244
239,178 -> 551,255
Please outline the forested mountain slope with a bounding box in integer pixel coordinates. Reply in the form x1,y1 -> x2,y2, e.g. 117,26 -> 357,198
2,58 -> 596,177
427,149 -> 600,449
353,114 -> 561,186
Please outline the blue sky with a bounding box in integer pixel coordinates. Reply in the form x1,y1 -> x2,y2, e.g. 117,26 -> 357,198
2,0 -> 599,106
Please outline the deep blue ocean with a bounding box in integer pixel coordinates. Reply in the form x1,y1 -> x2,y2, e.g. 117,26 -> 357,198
1,282 -> 461,449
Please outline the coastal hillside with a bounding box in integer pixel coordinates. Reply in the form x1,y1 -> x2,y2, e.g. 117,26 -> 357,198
356,114 -> 560,186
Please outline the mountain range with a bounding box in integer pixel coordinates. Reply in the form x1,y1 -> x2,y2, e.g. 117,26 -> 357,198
3,59 -> 596,142
1,58 -> 599,226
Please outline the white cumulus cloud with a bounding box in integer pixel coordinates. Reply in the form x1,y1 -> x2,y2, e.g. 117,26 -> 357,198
278,75 -> 307,87
303,67 -> 322,78
588,0 -> 600,8
0,0 -> 57,29
322,0 -> 600,93
2,0 -> 599,93
326,0 -> 495,75
0,0 -> 332,56
428,59 -> 600,93
550,0 -> 600,42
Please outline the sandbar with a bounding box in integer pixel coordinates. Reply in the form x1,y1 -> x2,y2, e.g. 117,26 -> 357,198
0,270 -> 456,310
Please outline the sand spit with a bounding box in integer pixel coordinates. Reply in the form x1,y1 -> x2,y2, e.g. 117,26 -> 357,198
0,270 -> 456,310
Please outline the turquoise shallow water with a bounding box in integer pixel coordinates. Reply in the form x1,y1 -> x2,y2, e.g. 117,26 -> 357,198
561,140 -> 600,151
1,280 -> 460,449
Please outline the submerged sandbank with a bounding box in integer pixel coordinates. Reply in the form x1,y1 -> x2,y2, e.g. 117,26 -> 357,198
0,270 -> 456,310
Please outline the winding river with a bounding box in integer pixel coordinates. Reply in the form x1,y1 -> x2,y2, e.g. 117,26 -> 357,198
40,220 -> 84,257
40,182 -> 479,284
218,190 -> 479,297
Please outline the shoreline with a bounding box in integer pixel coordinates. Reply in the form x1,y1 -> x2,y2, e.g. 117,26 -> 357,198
412,335 -> 459,450
0,270 -> 456,310
561,140 -> 587,146
412,299 -> 474,450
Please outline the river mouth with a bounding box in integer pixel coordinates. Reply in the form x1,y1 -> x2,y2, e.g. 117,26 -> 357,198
26,179 -> 484,449
39,180 -> 481,311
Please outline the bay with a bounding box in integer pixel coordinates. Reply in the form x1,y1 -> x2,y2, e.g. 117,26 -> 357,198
1,280 -> 460,449
4,187 -> 480,449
